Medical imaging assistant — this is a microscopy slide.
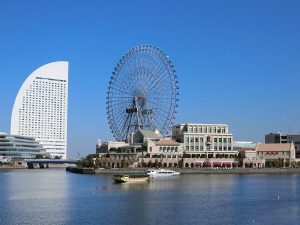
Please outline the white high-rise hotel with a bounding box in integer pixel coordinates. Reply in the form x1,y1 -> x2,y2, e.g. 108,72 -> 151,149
11,61 -> 68,159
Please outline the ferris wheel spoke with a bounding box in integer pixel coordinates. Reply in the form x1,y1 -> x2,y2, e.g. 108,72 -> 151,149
110,86 -> 134,96
147,70 -> 172,91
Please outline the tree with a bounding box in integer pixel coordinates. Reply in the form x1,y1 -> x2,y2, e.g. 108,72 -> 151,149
178,160 -> 183,168
35,154 -> 44,159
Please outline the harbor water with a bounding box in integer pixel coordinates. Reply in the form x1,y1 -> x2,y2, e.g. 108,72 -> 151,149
0,169 -> 299,225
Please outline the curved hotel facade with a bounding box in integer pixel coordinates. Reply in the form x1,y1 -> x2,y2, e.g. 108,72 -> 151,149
11,61 -> 68,159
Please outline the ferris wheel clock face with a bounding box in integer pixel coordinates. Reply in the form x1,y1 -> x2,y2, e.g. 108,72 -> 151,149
106,45 -> 179,141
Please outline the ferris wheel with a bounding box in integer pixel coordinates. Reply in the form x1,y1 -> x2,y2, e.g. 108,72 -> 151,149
106,45 -> 179,141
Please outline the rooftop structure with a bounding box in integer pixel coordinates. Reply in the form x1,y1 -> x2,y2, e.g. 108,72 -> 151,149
11,61 -> 68,159
233,141 -> 257,150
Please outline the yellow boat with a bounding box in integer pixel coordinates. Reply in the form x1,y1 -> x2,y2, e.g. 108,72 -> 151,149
112,173 -> 150,183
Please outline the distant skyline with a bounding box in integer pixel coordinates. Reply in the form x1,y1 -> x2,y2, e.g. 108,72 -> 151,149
1,0 -> 300,157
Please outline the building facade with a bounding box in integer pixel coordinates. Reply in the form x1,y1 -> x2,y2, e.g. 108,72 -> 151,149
172,123 -> 237,157
265,132 -> 300,157
96,141 -> 129,154
0,133 -> 44,159
11,61 -> 68,159
256,143 -> 295,161
147,139 -> 183,157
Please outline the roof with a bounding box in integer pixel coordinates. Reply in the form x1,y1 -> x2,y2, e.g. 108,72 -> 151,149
154,139 -> 181,146
139,130 -> 162,139
255,143 -> 294,152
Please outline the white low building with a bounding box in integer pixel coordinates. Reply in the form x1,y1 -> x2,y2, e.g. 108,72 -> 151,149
172,123 -> 237,158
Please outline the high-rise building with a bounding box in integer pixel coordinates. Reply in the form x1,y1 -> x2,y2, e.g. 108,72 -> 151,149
11,61 -> 68,159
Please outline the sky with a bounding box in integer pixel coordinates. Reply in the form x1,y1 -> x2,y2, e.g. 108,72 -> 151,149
0,0 -> 300,158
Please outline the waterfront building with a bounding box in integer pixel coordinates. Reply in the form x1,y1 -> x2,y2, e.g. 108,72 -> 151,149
0,133 -> 44,159
243,143 -> 296,168
256,143 -> 295,161
239,149 -> 256,159
96,130 -> 183,168
172,123 -> 237,157
265,132 -> 300,157
147,139 -> 182,157
11,61 -> 68,159
96,141 -> 129,154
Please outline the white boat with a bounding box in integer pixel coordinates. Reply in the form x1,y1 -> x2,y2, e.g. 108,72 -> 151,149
146,168 -> 180,177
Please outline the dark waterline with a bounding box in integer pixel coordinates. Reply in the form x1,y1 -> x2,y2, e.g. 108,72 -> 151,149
0,169 -> 299,225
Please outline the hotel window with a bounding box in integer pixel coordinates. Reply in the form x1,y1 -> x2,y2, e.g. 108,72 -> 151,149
214,138 -> 217,143
195,137 -> 199,143
190,137 -> 194,142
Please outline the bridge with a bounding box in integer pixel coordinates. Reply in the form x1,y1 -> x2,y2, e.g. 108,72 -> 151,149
25,159 -> 77,169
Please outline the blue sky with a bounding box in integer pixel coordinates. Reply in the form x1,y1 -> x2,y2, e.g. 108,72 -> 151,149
1,0 -> 300,157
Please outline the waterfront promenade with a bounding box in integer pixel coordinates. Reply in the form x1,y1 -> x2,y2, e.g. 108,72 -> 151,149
94,167 -> 300,174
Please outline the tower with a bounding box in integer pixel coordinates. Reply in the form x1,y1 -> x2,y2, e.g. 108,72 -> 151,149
11,61 -> 68,159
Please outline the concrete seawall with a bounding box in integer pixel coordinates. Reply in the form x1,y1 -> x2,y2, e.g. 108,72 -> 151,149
94,168 -> 300,174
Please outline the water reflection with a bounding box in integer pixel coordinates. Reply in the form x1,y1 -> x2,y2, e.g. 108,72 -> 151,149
103,175 -> 238,192
118,176 -> 181,191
